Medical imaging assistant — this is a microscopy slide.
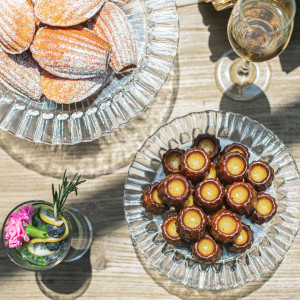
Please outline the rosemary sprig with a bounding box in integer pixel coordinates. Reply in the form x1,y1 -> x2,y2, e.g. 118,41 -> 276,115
52,170 -> 86,220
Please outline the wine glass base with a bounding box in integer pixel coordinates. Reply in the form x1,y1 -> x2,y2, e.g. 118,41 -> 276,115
215,50 -> 271,101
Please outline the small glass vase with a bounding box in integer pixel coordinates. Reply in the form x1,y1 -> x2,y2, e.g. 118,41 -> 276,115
1,200 -> 93,271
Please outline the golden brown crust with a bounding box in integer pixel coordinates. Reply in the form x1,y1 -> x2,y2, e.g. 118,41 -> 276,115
87,1 -> 137,73
225,182 -> 258,215
216,152 -> 248,184
204,162 -> 217,180
194,179 -> 225,213
221,143 -> 250,161
0,0 -> 36,54
34,0 -> 106,27
41,71 -> 109,104
176,206 -> 208,243
207,205 -> 226,229
250,192 -> 277,224
210,210 -> 242,243
179,147 -> 211,183
225,224 -> 254,253
191,133 -> 221,160
31,26 -> 111,79
141,141 -> 277,264
142,182 -> 169,215
161,214 -> 185,247
175,188 -> 196,212
162,148 -> 185,175
0,50 -> 42,101
191,233 -> 222,264
246,160 -> 274,192
157,174 -> 191,207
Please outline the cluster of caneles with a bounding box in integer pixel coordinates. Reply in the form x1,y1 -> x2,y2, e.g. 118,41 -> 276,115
142,134 -> 277,264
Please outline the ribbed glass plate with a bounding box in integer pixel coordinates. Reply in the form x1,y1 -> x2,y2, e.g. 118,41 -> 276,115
0,0 -> 179,144
124,110 -> 300,290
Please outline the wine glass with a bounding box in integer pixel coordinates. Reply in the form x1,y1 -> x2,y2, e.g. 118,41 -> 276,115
216,0 -> 296,101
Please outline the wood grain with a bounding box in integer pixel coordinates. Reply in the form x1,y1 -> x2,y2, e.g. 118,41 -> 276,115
0,2 -> 299,299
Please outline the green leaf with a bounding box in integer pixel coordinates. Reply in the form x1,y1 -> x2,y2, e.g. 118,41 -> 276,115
25,225 -> 50,239
52,170 -> 86,219
37,222 -> 48,233
32,213 -> 47,229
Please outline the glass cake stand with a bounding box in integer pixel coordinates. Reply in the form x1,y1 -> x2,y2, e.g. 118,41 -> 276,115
0,0 -> 179,144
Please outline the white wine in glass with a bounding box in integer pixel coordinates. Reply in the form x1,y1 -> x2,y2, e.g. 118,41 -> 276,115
216,0 -> 296,101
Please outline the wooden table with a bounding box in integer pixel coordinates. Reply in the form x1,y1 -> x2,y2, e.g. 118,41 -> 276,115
0,2 -> 299,299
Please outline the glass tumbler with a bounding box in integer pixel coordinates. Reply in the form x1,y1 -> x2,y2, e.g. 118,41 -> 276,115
1,200 -> 93,271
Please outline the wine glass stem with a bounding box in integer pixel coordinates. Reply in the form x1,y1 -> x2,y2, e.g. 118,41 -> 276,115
229,58 -> 256,86
239,59 -> 251,75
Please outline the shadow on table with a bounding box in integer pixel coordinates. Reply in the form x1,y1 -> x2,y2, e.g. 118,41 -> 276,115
278,4 -> 300,73
67,178 -> 126,239
198,2 -> 231,63
0,55 -> 180,179
219,90 -> 271,117
0,177 -> 126,295
135,247 -> 281,299
63,179 -> 127,272
219,92 -> 300,150
0,248 -> 92,299
35,250 -> 92,300
198,1 -> 300,72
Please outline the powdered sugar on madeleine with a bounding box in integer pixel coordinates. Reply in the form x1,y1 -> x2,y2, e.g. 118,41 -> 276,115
34,0 -> 106,27
0,50 -> 41,101
31,26 -> 111,79
87,1 -> 137,73
41,71 -> 110,104
0,0 -> 35,54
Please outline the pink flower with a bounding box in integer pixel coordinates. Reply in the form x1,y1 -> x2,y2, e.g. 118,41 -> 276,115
8,205 -> 34,226
20,205 -> 34,225
5,218 -> 30,248
4,205 -> 34,248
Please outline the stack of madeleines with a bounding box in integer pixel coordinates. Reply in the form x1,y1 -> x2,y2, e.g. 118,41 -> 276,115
0,0 -> 137,104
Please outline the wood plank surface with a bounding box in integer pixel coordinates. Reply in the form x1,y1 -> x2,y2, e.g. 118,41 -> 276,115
0,2 -> 299,299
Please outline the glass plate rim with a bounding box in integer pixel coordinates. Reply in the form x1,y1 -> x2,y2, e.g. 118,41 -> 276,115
123,110 -> 300,290
0,0 -> 179,145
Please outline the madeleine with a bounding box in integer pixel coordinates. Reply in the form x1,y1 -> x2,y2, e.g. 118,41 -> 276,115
0,50 -> 41,101
31,26 -> 111,79
87,1 -> 137,73
34,0 -> 106,27
0,0 -> 35,54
